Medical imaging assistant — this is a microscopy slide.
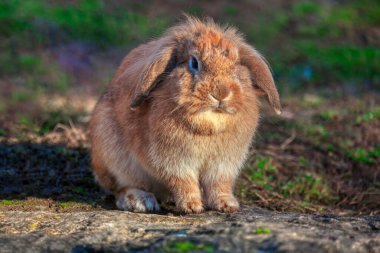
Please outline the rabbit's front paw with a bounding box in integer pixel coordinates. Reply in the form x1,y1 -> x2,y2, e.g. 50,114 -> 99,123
116,188 -> 160,212
176,197 -> 204,214
211,194 -> 239,213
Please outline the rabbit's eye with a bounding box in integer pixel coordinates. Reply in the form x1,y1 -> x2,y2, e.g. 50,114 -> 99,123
188,55 -> 201,75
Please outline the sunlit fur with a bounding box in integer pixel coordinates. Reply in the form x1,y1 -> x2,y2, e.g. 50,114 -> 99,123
90,16 -> 281,213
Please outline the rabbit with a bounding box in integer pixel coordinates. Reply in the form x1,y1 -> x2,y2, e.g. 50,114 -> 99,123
89,16 -> 281,214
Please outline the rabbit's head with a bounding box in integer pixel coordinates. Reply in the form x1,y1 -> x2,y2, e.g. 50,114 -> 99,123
126,16 -> 281,133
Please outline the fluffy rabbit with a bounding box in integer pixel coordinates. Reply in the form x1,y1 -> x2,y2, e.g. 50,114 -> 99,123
90,16 -> 281,213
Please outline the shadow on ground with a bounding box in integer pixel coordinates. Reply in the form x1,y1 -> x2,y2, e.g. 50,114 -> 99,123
0,142 -> 116,211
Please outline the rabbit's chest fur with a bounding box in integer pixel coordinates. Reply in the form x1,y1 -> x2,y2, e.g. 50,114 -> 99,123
147,112 -> 258,178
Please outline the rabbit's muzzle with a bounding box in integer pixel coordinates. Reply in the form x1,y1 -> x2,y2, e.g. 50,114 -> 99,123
208,84 -> 236,114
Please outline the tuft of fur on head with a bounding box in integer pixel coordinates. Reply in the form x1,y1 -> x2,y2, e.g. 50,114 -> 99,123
164,16 -> 243,65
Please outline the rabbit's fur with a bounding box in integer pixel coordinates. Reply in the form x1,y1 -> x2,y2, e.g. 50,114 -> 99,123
90,16 -> 281,213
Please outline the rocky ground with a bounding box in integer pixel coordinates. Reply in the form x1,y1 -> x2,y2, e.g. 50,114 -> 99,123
1,206 -> 379,253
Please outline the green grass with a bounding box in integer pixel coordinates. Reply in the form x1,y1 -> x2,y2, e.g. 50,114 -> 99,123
280,174 -> 334,203
318,110 -> 339,121
13,107 -> 84,136
37,109 -> 80,135
59,201 -> 81,208
17,114 -> 37,129
255,227 -> 271,235
291,120 -> 330,140
18,54 -> 43,73
48,71 -> 70,93
292,2 -> 321,16
249,0 -> 380,89
298,156 -> 310,167
164,241 -> 214,253
247,155 -> 277,191
346,147 -> 380,164
305,124 -> 329,139
0,200 -> 23,205
301,94 -> 326,107
71,186 -> 90,196
247,155 -> 335,204
306,46 -> 380,83
1,0 -> 379,88
0,0 -> 167,47
187,6 -> 202,16
0,52 -> 44,76
0,0 -> 169,99
224,5 -> 238,16
0,0 -> 168,78
356,107 -> 380,124
11,90 -> 34,103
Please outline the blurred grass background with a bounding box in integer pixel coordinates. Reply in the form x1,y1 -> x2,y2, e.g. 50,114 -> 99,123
1,0 -> 379,91
0,0 -> 379,214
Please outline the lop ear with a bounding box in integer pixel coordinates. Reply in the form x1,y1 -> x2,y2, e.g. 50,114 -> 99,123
238,43 -> 282,115
125,38 -> 176,108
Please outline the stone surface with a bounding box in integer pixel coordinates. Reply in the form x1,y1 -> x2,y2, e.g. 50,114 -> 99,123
0,206 -> 379,253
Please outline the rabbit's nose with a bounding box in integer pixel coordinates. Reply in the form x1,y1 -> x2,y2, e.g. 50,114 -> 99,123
210,85 -> 231,102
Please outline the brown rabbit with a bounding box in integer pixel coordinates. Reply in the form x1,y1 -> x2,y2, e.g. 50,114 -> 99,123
90,16 -> 281,214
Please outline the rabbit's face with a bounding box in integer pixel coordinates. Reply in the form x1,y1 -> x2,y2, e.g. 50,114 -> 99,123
172,30 -> 251,119
151,30 -> 258,134
130,19 -> 280,134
